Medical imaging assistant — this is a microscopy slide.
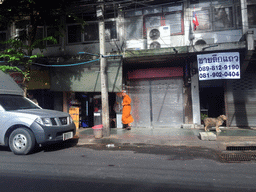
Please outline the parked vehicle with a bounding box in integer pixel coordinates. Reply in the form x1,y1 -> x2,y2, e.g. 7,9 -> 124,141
0,71 -> 76,155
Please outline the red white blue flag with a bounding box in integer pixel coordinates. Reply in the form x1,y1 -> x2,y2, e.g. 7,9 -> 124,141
193,11 -> 199,30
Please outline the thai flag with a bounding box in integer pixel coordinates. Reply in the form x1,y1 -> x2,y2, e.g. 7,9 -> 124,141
192,11 -> 199,30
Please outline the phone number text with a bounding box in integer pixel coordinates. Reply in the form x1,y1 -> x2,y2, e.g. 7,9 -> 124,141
199,64 -> 240,72
199,71 -> 240,79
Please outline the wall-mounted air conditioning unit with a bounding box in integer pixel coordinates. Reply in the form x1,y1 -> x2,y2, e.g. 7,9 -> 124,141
193,37 -> 214,45
125,39 -> 146,50
147,26 -> 171,49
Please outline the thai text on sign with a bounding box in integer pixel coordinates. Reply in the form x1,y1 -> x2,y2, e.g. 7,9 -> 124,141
197,52 -> 240,81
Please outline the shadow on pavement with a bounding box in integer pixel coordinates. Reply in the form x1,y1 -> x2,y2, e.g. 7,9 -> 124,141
0,138 -> 79,155
34,138 -> 79,153
0,146 -> 11,152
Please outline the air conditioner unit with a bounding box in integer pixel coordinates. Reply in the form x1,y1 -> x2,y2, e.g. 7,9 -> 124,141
125,39 -> 146,50
147,26 -> 171,49
193,37 -> 214,45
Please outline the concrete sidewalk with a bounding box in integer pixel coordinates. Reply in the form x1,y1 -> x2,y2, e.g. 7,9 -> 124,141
76,127 -> 256,151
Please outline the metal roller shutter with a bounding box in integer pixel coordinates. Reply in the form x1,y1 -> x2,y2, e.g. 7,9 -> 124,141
129,80 -> 151,128
130,78 -> 184,128
226,74 -> 256,127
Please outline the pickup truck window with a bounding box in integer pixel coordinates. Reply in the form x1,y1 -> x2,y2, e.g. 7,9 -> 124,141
0,95 -> 40,111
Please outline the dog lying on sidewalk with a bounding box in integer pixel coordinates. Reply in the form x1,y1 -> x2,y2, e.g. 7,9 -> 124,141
204,115 -> 227,132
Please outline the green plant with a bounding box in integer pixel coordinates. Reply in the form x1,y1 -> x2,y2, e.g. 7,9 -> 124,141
201,113 -> 208,121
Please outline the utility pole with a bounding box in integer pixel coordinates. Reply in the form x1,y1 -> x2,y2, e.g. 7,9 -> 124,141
241,0 -> 249,35
97,1 -> 110,137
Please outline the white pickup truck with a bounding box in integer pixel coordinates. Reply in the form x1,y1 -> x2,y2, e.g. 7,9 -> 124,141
0,71 -> 76,155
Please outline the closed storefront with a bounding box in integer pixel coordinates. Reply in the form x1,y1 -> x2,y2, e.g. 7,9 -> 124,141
226,73 -> 256,127
128,67 -> 184,128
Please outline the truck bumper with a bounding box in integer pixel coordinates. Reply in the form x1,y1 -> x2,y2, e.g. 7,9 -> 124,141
30,121 -> 77,144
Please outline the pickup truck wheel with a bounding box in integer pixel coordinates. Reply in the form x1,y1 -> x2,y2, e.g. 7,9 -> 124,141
9,128 -> 36,155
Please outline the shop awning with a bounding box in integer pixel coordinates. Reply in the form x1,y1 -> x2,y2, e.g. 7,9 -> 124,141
50,58 -> 122,92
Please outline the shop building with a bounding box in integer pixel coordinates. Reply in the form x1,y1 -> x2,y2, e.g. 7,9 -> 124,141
4,0 -> 256,129
118,0 -> 255,128
50,57 -> 123,128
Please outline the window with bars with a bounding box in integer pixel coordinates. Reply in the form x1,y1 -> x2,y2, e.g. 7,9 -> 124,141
190,0 -> 241,32
248,4 -> 256,28
124,3 -> 184,38
214,6 -> 234,29
68,24 -> 82,43
125,16 -> 143,40
165,12 -> 183,35
84,23 -> 98,42
143,6 -> 184,37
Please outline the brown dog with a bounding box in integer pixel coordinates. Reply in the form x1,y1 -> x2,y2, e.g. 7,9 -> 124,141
204,115 -> 227,132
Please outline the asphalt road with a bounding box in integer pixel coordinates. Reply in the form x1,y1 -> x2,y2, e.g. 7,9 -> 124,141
0,141 -> 255,192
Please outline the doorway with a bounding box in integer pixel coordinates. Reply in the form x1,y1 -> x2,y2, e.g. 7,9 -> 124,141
199,87 -> 225,118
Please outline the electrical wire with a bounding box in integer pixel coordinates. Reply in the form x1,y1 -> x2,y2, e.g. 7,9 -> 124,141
32,59 -> 100,67
78,51 -> 99,57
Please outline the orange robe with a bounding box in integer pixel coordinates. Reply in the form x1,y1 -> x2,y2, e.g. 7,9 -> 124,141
122,95 -> 134,125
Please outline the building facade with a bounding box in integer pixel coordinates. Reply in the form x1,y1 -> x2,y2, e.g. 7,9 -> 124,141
3,0 -> 256,129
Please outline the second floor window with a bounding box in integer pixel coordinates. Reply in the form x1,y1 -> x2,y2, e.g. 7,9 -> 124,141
105,21 -> 117,40
68,21 -> 117,44
84,23 -> 98,41
214,7 -> 233,30
164,11 -> 183,34
125,16 -> 143,40
193,9 -> 211,31
190,0 -> 241,32
125,3 -> 184,40
68,25 -> 82,43
248,4 -> 256,28
143,4 -> 184,37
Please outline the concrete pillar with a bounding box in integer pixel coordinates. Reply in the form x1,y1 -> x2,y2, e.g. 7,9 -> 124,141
9,22 -> 16,39
98,2 -> 110,137
241,30 -> 255,74
241,0 -> 249,35
240,0 -> 255,75
117,7 -> 125,51
247,30 -> 254,51
191,62 -> 201,125
184,0 -> 192,45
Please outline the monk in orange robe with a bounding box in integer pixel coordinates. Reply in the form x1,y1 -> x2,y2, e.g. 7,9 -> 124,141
121,90 -> 134,130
